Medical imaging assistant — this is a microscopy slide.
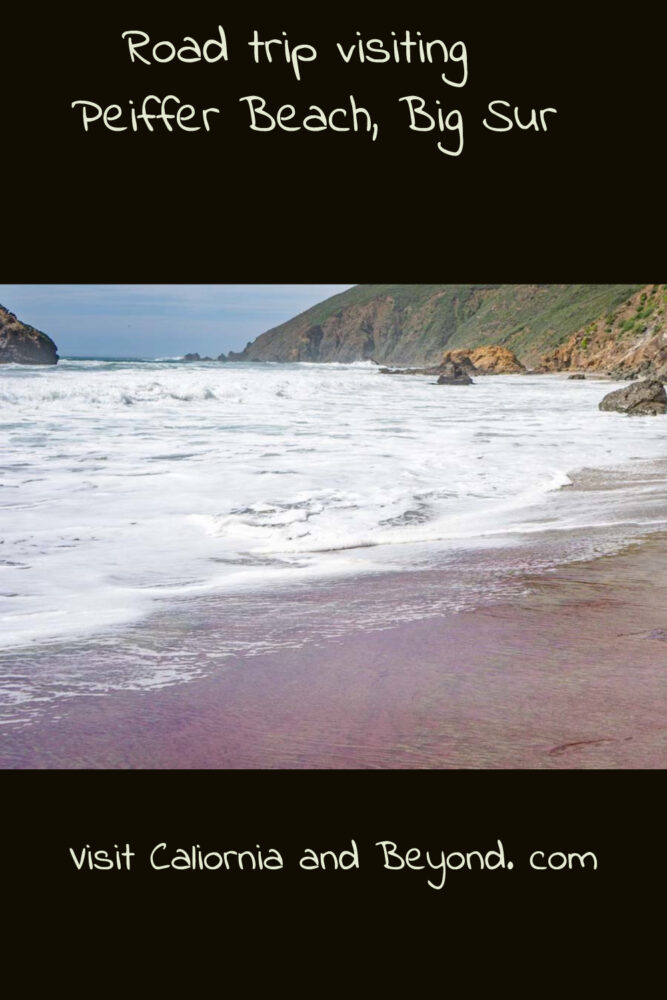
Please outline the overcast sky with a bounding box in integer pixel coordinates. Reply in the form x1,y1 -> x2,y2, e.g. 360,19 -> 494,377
0,285 -> 355,357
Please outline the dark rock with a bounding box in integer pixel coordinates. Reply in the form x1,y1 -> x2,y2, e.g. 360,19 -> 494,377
378,359 -> 473,383
568,373 -> 586,380
0,304 -> 59,365
183,353 -> 201,361
599,379 -> 666,415
217,353 -> 228,362
452,356 -> 479,375
436,362 -> 473,385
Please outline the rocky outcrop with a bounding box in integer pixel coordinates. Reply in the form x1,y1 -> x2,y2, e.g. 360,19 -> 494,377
441,345 -> 524,374
234,285 -> 641,366
0,305 -> 58,365
183,353 -> 228,362
227,344 -> 253,361
436,362 -> 473,385
599,379 -> 666,415
541,284 -> 666,378
378,344 -> 518,380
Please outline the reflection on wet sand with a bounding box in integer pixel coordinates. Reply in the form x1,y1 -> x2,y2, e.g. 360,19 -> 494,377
3,533 -> 666,769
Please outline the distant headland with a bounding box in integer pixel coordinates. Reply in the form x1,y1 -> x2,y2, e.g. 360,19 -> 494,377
227,283 -> 667,379
0,304 -> 59,365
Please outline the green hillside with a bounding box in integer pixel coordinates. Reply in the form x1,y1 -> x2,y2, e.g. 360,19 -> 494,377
234,284 -> 642,366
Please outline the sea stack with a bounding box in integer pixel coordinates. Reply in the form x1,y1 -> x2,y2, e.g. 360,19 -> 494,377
0,305 -> 59,365
436,362 -> 473,385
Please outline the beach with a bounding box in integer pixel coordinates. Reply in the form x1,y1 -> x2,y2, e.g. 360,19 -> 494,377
2,359 -> 666,768
4,531 -> 665,769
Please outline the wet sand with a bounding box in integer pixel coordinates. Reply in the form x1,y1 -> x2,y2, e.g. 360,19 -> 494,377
3,531 -> 666,769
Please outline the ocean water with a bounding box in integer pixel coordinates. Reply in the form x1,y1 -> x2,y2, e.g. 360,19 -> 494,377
2,358 -> 667,724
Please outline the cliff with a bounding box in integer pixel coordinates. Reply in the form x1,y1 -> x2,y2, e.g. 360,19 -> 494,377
539,284 -> 666,377
231,284 -> 643,367
0,305 -> 59,365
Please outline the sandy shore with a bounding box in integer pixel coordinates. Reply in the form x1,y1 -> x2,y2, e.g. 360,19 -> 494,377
3,531 -> 666,769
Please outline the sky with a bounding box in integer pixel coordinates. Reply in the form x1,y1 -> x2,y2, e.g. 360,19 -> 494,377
0,285 -> 355,358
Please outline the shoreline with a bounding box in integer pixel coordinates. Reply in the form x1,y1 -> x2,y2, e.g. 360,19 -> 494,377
3,530 -> 666,769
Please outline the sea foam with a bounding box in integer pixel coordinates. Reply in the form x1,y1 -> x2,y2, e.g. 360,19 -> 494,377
2,359 -> 667,651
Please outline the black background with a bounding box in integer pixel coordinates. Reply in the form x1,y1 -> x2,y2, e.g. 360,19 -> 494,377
2,1 -> 664,986
5,3 -> 663,279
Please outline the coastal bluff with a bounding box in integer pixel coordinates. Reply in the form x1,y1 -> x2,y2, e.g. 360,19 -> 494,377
0,305 -> 59,365
228,284 -> 642,367
539,284 -> 666,379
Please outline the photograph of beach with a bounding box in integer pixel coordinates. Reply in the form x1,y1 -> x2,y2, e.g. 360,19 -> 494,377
1,283 -> 665,769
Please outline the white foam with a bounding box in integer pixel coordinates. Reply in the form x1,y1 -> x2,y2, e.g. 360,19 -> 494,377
2,362 -> 666,648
